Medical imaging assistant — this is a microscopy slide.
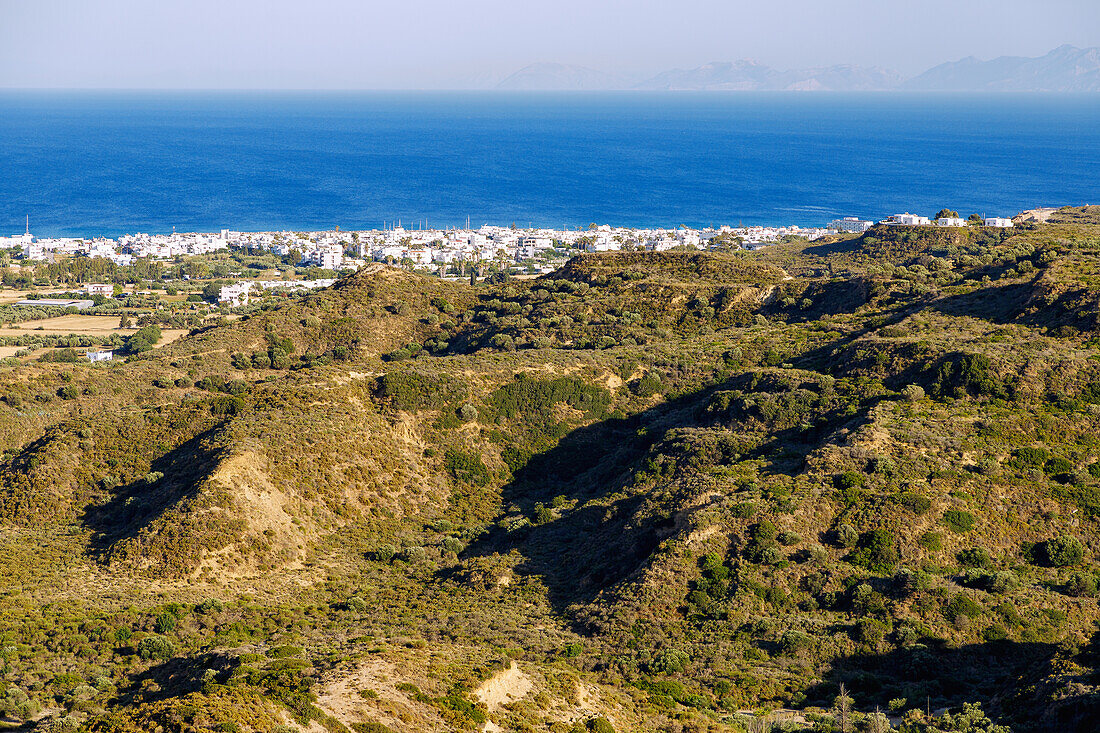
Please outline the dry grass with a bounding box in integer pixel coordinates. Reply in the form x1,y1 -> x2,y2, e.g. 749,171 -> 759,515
0,315 -> 125,335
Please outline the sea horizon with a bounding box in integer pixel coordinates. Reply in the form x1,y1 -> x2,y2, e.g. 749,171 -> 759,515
2,90 -> 1098,238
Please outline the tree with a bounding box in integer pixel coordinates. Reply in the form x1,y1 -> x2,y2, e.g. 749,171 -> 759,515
1039,535 -> 1085,567
835,682 -> 853,733
0,686 -> 38,721
968,213 -> 985,225
936,209 -> 960,220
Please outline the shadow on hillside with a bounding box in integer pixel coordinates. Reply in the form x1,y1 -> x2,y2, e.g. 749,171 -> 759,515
452,396 -> 684,612
455,367 -> 878,616
82,427 -> 224,562
802,238 -> 866,258
928,281 -> 1033,323
765,277 -> 873,323
805,637 -> 1100,733
111,652 -> 237,707
931,278 -> 1100,333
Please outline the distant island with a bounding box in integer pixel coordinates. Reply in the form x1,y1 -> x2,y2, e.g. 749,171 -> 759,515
493,45 -> 1100,92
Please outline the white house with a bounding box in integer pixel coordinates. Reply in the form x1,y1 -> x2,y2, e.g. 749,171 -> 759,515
882,213 -> 931,226
985,217 -> 1014,228
935,217 -> 967,227
84,283 -> 114,296
86,350 -> 114,362
219,282 -> 253,307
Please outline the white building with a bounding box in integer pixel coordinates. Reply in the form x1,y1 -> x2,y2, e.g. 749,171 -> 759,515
985,217 -> 1014,228
219,282 -> 253,307
935,217 -> 967,227
882,213 -> 931,226
303,244 -> 344,270
17,298 -> 94,310
86,350 -> 114,362
84,283 -> 114,296
828,217 -> 874,233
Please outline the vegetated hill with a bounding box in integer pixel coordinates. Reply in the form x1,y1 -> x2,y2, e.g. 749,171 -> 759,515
6,215 -> 1100,731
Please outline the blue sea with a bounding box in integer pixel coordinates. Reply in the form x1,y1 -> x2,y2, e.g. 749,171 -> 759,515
0,91 -> 1098,237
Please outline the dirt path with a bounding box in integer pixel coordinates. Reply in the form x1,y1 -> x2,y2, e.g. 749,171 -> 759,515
474,662 -> 534,731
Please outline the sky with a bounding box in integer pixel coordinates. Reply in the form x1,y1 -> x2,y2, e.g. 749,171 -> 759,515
2,0 -> 1099,89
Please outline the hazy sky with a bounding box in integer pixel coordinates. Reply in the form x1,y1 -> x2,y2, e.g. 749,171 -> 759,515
2,0 -> 1099,88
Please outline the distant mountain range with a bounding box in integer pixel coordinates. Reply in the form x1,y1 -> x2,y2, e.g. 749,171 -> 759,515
494,46 -> 1100,92
902,45 -> 1100,92
635,61 -> 902,92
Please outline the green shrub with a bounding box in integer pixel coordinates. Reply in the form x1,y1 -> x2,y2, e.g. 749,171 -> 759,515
957,547 -> 993,569
1043,457 -> 1074,476
377,371 -> 464,410
630,373 -> 662,397
1035,535 -> 1085,567
649,648 -> 690,675
834,471 -> 864,490
848,529 -> 900,572
0,686 -> 38,721
532,504 -> 554,525
444,449 -> 491,486
584,718 -> 616,733
944,594 -> 983,622
834,523 -> 859,548
855,617 -> 889,645
777,530 -> 802,546
744,521 -> 780,563
943,510 -> 976,533
441,537 -> 465,555
41,348 -> 81,363
896,492 -> 932,514
1052,482 -> 1100,516
778,630 -> 814,655
122,325 -> 162,354
487,373 -> 611,421
154,611 -> 177,633
730,501 -> 756,518
902,384 -> 925,401
1008,446 -> 1051,471
1080,382 -> 1100,404
984,570 -> 1019,594
210,395 -> 245,416
929,352 -> 1011,400
919,531 -> 945,551
136,635 -> 175,660
1064,572 -> 1098,597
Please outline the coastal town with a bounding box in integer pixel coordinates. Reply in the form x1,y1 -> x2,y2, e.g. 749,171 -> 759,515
0,212 -> 1014,277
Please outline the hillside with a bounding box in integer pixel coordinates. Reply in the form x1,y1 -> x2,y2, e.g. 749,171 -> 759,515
3,212 -> 1100,731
